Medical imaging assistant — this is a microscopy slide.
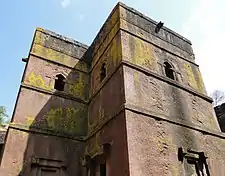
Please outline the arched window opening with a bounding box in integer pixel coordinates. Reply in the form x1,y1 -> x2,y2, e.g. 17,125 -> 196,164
100,63 -> 106,83
54,74 -> 65,91
164,62 -> 175,80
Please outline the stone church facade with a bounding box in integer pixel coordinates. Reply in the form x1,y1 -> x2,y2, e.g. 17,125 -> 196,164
0,2 -> 225,176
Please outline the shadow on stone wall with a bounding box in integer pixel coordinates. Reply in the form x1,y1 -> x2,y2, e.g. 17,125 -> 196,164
16,55 -> 89,175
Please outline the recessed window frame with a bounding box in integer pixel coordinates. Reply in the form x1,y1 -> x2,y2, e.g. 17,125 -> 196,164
100,62 -> 107,83
163,61 -> 175,80
54,74 -> 66,91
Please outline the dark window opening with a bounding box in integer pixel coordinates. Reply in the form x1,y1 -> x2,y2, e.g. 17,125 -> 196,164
54,74 -> 65,91
100,163 -> 106,176
100,63 -> 106,82
41,168 -> 57,176
164,62 -> 175,80
89,151 -> 109,176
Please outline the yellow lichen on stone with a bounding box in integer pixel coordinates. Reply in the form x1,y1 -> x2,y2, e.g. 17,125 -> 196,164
110,7 -> 119,27
184,64 -> 199,91
36,27 -> 45,33
110,36 -> 122,67
107,8 -> 120,39
185,63 -> 205,93
91,8 -> 121,70
85,132 -> 101,158
119,17 -> 130,32
68,72 -> 85,98
118,5 -> 126,19
32,44 -> 68,64
45,107 -> 85,134
93,7 -> 119,56
88,114 -> 99,134
26,116 -> 35,127
196,69 -> 204,93
133,37 -> 155,68
32,44 -> 88,72
46,108 -> 63,130
92,24 -> 121,69
65,107 -> 81,132
33,31 -> 45,45
27,72 -> 53,91
133,71 -> 139,88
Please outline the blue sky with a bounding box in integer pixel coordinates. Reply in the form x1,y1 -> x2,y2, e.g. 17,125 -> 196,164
1,0 -> 225,118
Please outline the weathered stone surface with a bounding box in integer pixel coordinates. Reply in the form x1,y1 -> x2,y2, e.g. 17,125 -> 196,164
85,112 -> 129,176
0,128 -> 85,175
1,22 -> 89,176
123,65 -> 219,132
121,29 -> 206,95
34,28 -> 88,60
1,2 -> 224,176
12,87 -> 87,136
88,66 -> 124,134
89,32 -> 122,96
83,4 -> 120,63
119,3 -> 193,55
125,110 -> 225,176
24,55 -> 89,101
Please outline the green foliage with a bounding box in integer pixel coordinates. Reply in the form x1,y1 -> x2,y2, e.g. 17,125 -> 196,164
0,106 -> 8,125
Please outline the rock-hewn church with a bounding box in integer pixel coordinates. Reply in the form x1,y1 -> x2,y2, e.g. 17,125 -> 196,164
1,2 -> 225,176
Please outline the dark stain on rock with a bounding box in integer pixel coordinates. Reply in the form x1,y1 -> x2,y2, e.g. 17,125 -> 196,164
167,85 -> 199,175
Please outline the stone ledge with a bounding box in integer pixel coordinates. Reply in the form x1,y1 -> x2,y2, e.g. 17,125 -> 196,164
122,60 -> 212,103
118,2 -> 191,45
86,104 -> 125,140
120,25 -> 198,66
8,104 -> 125,142
82,3 -> 120,62
8,102 -> 225,143
88,59 -> 123,104
87,102 -> 225,140
89,21 -> 121,69
30,52 -> 89,74
22,54 -> 121,106
31,43 -> 82,62
9,123 -> 85,141
125,103 -> 225,139
33,31 -> 88,61
36,27 -> 89,49
21,83 -> 88,104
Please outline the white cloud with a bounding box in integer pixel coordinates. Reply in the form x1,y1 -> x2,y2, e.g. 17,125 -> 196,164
61,0 -> 71,8
182,0 -> 225,95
